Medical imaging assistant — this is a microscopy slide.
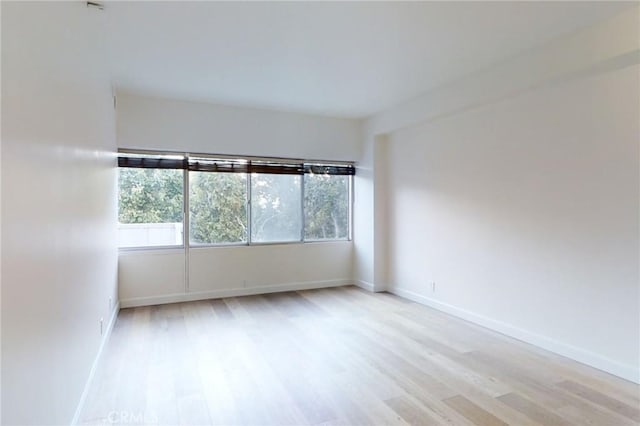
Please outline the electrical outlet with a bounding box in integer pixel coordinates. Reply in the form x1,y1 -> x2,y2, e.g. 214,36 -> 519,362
100,317 -> 104,335
109,297 -> 112,311
431,281 -> 436,292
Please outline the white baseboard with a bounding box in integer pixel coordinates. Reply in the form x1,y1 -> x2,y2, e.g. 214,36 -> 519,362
354,280 -> 375,292
71,301 -> 121,425
354,280 -> 388,293
120,279 -> 353,308
389,286 -> 640,384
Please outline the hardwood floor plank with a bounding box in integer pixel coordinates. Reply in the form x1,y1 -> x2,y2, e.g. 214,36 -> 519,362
557,402 -> 639,426
556,379 -> 640,422
446,392 -> 541,426
361,316 -> 513,398
385,396 -> 442,425
496,392 -> 573,426
341,327 -> 459,401
80,286 -> 639,426
556,370 -> 640,408
222,296 -> 255,324
442,395 -> 508,426
177,394 -> 212,425
291,290 -> 332,317
262,292 -> 309,317
209,298 -> 235,320
462,350 -> 573,410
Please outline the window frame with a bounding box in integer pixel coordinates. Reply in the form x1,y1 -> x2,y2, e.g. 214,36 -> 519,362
249,172 -> 304,245
117,149 -> 354,250
187,169 -> 250,247
302,172 -> 352,243
116,163 -> 187,251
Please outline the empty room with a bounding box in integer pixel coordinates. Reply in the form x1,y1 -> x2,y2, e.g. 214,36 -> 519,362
1,1 -> 639,425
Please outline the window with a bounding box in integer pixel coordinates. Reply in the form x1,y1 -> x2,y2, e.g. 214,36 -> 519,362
304,172 -> 350,240
118,155 -> 184,248
189,171 -> 248,245
117,151 -> 354,248
251,173 -> 302,243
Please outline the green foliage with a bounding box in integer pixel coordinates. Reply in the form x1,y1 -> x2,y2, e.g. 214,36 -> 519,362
251,174 -> 302,242
118,168 -> 183,223
190,172 -> 247,244
304,174 -> 349,240
118,168 -> 350,243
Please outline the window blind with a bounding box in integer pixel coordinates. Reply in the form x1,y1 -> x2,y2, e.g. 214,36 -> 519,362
188,157 -> 249,173
117,153 -> 186,170
249,161 -> 305,175
118,152 -> 355,176
304,164 -> 355,176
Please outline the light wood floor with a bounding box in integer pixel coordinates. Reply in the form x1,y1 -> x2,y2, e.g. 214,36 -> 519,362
80,286 -> 639,425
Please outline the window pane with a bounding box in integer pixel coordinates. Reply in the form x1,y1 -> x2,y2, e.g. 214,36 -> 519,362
304,174 -> 350,240
251,174 -> 301,243
189,172 -> 248,244
118,168 -> 184,248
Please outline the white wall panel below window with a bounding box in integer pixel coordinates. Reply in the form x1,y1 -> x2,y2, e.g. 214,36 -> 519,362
189,242 -> 352,292
118,242 -> 353,307
118,250 -> 186,300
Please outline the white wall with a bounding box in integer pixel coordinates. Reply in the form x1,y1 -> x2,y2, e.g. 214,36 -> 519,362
117,93 -> 362,161
119,243 -> 352,307
360,6 -> 640,382
386,63 -> 639,382
116,94 -> 361,306
119,249 -> 186,302
367,5 -> 640,136
355,7 -> 640,293
354,133 -> 393,292
353,139 -> 374,289
1,2 -> 118,425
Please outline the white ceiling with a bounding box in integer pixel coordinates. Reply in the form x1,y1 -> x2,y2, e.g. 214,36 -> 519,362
105,1 -> 632,118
